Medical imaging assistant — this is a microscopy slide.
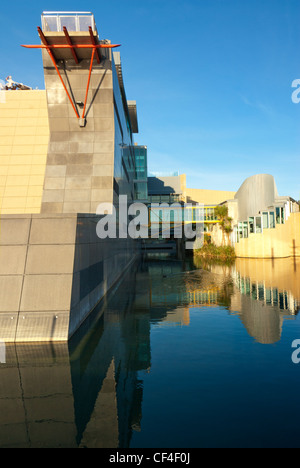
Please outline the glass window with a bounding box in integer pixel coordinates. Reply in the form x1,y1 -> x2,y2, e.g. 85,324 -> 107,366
78,16 -> 93,31
255,216 -> 262,233
238,222 -> 243,239
269,212 -> 275,228
281,207 -> 285,224
43,16 -> 58,31
263,212 -> 269,229
243,221 -> 248,238
59,16 -> 77,31
249,217 -> 254,234
134,182 -> 147,200
276,207 -> 281,224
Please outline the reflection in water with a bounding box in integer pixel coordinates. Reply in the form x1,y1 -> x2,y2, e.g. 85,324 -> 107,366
0,255 -> 299,447
233,258 -> 300,344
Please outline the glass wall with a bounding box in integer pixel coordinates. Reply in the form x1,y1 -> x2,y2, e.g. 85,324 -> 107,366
255,217 -> 262,233
276,207 -> 285,224
134,147 -> 147,179
112,54 -> 135,202
41,12 -> 96,32
269,212 -> 275,228
133,146 -> 148,202
204,207 -> 218,222
134,182 -> 148,201
263,212 -> 269,229
249,217 -> 255,234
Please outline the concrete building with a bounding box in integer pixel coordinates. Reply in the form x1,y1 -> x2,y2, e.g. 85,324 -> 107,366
147,173 -> 186,204
218,174 -> 300,258
0,11 -> 142,342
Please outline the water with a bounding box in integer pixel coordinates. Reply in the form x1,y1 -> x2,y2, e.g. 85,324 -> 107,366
0,254 -> 300,448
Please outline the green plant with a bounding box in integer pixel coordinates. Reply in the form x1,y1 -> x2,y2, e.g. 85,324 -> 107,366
214,205 -> 233,245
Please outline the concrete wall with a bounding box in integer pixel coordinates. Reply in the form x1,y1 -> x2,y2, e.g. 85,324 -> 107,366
235,212 -> 300,259
0,91 -> 49,214
186,188 -> 236,205
234,174 -> 279,221
0,214 -> 139,342
41,48 -> 115,214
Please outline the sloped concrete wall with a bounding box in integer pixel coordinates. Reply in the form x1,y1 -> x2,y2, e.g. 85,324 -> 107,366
234,174 -> 278,221
0,214 -> 76,342
0,214 -> 139,342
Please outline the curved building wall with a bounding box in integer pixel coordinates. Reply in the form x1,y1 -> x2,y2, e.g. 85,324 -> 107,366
234,174 -> 278,222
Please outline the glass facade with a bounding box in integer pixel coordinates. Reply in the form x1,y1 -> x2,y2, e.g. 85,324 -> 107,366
41,12 -> 96,32
204,206 -> 218,222
134,181 -> 148,201
112,54 -> 135,202
134,146 -> 147,179
133,146 -> 148,202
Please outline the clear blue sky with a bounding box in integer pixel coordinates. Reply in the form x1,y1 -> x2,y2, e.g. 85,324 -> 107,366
1,0 -> 299,199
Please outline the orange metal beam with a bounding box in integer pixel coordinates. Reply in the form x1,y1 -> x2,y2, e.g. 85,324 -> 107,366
82,47 -> 96,119
89,26 -> 101,64
37,26 -> 49,47
21,44 -> 121,49
63,26 -> 79,64
23,28 -> 121,123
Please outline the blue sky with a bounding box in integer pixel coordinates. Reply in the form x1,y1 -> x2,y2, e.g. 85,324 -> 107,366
1,0 -> 299,199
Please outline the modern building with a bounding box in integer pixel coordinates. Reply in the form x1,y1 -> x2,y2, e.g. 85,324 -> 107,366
147,172 -> 186,204
147,173 -> 237,234
0,11 -> 145,342
220,174 -> 300,258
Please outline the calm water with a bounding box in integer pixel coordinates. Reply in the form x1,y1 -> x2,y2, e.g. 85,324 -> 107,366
1,255 -> 300,448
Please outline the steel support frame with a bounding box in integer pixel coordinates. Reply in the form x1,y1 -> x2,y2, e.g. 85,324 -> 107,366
22,27 -> 120,122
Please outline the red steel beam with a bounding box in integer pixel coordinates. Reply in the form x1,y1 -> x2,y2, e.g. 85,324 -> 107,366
37,26 -> 49,47
22,44 -> 121,49
89,26 -> 101,64
63,26 -> 79,64
82,47 -> 96,119
23,29 -> 121,122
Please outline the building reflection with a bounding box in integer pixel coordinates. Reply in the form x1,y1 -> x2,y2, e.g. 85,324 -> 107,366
0,342 -> 76,448
0,256 -> 299,447
231,258 -> 300,344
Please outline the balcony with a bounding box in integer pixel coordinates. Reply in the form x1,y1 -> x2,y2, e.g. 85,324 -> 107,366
41,11 -> 97,33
